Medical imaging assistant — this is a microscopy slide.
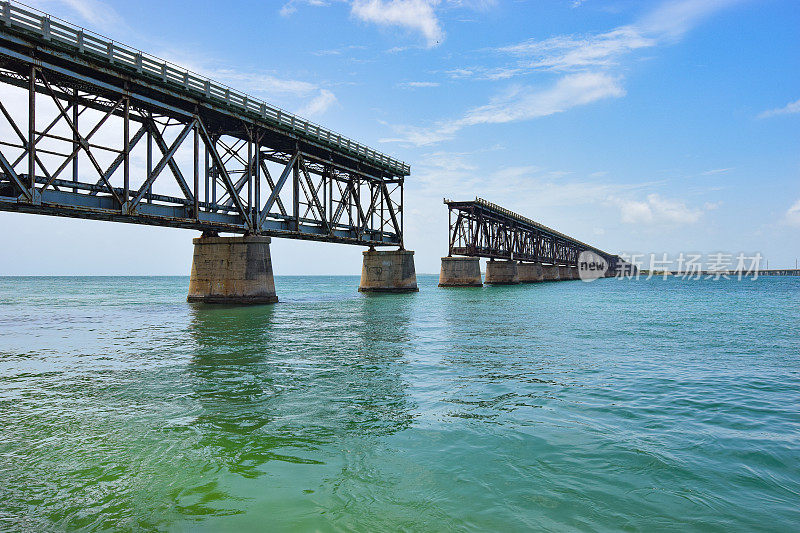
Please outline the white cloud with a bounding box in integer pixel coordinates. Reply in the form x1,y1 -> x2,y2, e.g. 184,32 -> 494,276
702,167 -> 733,175
283,0 -> 496,48
280,0 -> 331,17
210,69 -> 319,97
283,0 -> 448,47
351,0 -> 444,48
445,68 -> 475,78
457,72 -> 624,126
639,0 -> 742,41
399,81 -> 440,88
447,0 -> 497,10
785,199 -> 800,227
609,193 -> 706,225
383,72 -> 624,145
498,27 -> 656,71
300,89 -> 338,116
758,98 -> 800,119
496,0 -> 739,74
27,0 -> 123,28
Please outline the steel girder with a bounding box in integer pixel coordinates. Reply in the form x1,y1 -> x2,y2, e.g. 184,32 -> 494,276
0,19 -> 404,246
445,199 -> 620,270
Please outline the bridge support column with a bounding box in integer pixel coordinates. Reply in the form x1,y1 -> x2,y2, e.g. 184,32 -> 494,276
485,259 -> 520,285
188,235 -> 278,304
359,249 -> 419,293
542,265 -> 560,281
439,256 -> 482,287
518,262 -> 543,283
558,266 -> 572,280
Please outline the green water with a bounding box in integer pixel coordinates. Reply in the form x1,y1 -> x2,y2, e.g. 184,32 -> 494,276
0,275 -> 798,531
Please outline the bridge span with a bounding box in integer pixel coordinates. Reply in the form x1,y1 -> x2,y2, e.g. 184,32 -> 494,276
0,1 -> 417,302
440,198 -> 626,286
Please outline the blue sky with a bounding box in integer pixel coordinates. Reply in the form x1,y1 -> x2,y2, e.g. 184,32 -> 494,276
2,0 -> 798,274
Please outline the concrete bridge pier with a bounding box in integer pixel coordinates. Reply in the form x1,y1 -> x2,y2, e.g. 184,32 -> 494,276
188,235 -> 278,304
518,262 -> 544,282
359,248 -> 419,293
542,264 -> 560,281
485,259 -> 520,285
558,266 -> 572,280
439,256 -> 482,287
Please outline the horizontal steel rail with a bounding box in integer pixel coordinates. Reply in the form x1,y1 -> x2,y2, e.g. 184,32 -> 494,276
0,0 -> 409,176
445,198 -> 620,269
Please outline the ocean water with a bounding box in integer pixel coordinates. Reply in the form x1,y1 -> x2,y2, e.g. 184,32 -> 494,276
0,274 -> 798,531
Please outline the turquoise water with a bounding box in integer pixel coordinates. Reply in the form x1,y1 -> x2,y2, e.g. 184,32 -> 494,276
0,275 -> 798,531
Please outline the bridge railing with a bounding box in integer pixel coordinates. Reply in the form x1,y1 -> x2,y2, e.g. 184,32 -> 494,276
0,0 -> 410,176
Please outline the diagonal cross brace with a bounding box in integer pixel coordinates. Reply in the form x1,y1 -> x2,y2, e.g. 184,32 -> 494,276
128,119 -> 195,211
330,179 -> 353,228
359,184 -> 380,236
0,100 -> 56,189
297,155 -> 328,232
221,152 -> 256,208
196,118 -> 252,231
258,152 -> 298,229
0,148 -> 31,200
143,117 -> 195,203
380,181 -> 401,238
260,159 -> 287,216
88,124 -> 147,196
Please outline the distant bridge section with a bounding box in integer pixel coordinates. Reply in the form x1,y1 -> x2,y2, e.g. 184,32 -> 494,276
445,198 -> 622,271
0,0 -> 407,246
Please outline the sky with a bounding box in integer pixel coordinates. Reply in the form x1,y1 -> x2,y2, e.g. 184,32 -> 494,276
1,0 -> 798,275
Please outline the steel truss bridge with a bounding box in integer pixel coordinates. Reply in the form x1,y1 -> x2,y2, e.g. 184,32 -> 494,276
445,198 -> 622,270
0,1 -> 408,246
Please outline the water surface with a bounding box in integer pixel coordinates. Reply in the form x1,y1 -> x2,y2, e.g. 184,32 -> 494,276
0,275 -> 798,531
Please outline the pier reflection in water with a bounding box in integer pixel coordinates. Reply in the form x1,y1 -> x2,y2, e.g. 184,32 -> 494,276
177,291 -> 416,526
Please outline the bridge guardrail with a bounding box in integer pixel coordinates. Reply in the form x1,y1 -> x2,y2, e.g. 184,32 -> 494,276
0,0 -> 410,176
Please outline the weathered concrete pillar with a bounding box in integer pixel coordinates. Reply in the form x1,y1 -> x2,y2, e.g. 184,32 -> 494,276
558,265 -> 572,280
518,262 -> 543,283
439,256 -> 482,287
542,264 -> 560,281
485,259 -> 520,285
569,267 -> 579,280
359,249 -> 419,293
188,235 -> 278,304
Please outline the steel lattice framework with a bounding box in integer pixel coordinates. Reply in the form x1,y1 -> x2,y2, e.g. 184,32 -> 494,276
0,1 -> 407,246
446,198 -> 621,269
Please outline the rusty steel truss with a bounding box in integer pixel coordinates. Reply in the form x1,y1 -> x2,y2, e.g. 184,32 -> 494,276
445,198 -> 621,269
0,1 -> 407,246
